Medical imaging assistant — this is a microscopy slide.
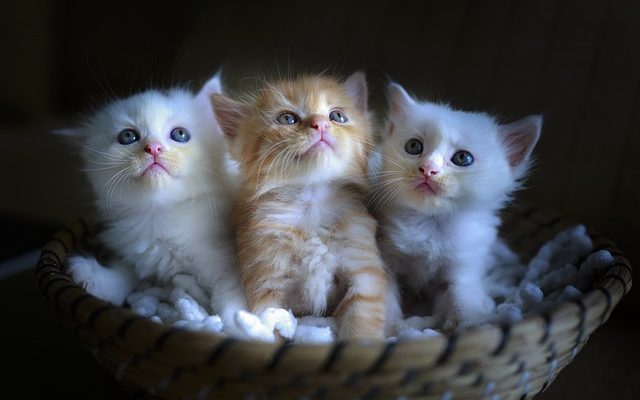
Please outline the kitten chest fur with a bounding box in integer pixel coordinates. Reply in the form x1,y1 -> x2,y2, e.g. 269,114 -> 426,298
239,183 -> 369,316
380,206 -> 499,293
100,191 -> 233,283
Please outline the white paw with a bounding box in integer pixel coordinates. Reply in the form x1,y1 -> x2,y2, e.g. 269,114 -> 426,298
170,289 -> 209,322
126,292 -> 159,317
67,255 -> 132,305
442,314 -> 461,333
259,308 -> 297,340
67,255 -> 100,290
457,297 -> 496,329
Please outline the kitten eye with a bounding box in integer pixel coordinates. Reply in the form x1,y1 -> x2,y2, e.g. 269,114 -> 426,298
117,129 -> 140,145
276,112 -> 299,125
404,138 -> 423,155
329,110 -> 348,123
451,150 -> 474,166
170,127 -> 191,143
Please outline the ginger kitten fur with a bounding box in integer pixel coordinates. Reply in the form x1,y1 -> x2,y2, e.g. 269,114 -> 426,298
212,72 -> 399,340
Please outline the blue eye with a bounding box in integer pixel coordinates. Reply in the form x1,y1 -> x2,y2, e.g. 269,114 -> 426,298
329,110 -> 348,123
276,112 -> 299,125
404,138 -> 423,155
170,127 -> 190,143
451,150 -> 474,166
117,129 -> 140,145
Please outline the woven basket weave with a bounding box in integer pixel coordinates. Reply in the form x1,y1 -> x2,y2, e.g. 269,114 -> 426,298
36,203 -> 633,399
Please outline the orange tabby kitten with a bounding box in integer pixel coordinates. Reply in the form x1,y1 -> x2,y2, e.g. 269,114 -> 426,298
211,72 -> 397,340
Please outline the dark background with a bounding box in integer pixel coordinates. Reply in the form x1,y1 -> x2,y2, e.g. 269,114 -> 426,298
1,0 -> 638,398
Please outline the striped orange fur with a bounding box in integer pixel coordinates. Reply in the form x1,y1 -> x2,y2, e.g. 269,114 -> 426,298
211,73 -> 398,340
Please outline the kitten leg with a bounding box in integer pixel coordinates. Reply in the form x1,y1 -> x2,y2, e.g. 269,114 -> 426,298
66,254 -> 137,305
237,231 -> 298,315
334,216 -> 389,340
210,276 -> 248,328
188,248 -> 248,328
232,232 -> 299,340
385,278 -> 404,336
244,274 -> 287,316
334,264 -> 388,340
441,264 -> 496,332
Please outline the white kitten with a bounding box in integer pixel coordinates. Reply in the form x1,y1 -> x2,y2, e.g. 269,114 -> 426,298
63,72 -> 247,326
371,82 -> 541,331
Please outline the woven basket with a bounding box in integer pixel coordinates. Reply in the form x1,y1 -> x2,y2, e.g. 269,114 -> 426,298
36,203 -> 633,399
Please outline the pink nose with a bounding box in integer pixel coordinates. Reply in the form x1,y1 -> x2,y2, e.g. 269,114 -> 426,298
145,142 -> 163,156
419,165 -> 439,176
310,119 -> 330,133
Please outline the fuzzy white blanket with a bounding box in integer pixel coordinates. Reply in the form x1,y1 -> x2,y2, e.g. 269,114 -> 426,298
125,225 -> 612,343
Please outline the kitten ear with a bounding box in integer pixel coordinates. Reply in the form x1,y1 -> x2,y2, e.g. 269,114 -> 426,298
210,94 -> 244,140
344,71 -> 368,113
384,82 -> 416,137
498,115 -> 542,177
197,69 -> 223,100
386,82 -> 415,120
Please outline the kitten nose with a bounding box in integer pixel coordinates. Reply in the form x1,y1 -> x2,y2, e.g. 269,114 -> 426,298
419,165 -> 439,177
309,118 -> 330,133
145,142 -> 163,156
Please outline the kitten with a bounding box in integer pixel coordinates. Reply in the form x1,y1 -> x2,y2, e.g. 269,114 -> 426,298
63,72 -> 247,327
371,82 -> 541,332
211,72 -> 400,340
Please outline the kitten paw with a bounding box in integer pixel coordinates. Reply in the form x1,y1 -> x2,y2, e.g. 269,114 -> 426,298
67,255 -> 134,305
259,308 -> 297,340
170,288 -> 209,321
442,314 -> 461,334
458,296 -> 497,328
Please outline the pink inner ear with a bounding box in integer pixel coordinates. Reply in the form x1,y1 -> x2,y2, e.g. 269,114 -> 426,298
389,100 -> 404,120
503,129 -> 537,169
386,83 -> 413,121
344,72 -> 368,113
211,95 -> 243,139
499,116 -> 541,170
387,121 -> 395,137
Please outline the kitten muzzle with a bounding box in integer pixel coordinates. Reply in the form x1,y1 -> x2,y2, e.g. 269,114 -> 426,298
305,130 -> 337,154
415,177 -> 440,195
141,159 -> 170,177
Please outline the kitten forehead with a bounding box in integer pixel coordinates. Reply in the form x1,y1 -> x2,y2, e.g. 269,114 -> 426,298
97,89 -> 197,138
394,101 -> 499,149
259,76 -> 351,113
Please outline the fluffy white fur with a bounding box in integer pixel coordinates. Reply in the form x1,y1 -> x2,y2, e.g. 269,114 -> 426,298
64,72 -> 247,326
370,82 -> 542,331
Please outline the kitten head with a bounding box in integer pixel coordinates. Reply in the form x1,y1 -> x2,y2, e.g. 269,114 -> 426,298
65,72 -> 226,212
211,72 -> 372,188
374,82 -> 541,215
